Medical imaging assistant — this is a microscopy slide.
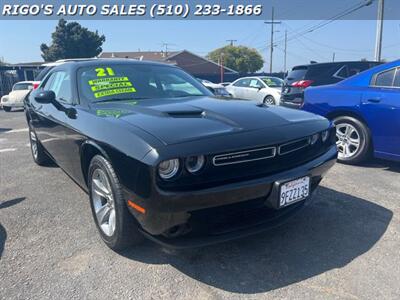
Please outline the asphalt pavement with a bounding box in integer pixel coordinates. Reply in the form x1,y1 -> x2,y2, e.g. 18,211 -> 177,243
1,109 -> 399,299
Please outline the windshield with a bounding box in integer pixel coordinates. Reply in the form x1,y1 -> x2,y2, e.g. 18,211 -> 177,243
261,77 -> 283,88
13,83 -> 32,91
286,68 -> 308,82
78,64 -> 212,102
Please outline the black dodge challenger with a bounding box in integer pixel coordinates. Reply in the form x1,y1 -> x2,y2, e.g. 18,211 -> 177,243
25,59 -> 337,250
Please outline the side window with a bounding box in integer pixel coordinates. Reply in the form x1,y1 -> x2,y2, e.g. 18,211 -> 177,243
46,71 -> 73,104
393,69 -> 400,87
373,69 -> 396,87
333,65 -> 349,79
249,79 -> 263,88
234,79 -> 250,87
42,73 -> 56,90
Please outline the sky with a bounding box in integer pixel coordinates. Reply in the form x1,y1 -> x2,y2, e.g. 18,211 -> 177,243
0,19 -> 399,72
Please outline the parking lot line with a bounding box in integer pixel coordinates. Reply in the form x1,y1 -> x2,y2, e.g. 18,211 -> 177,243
5,128 -> 28,134
0,148 -> 17,153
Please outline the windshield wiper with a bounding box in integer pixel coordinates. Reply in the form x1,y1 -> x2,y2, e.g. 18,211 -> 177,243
172,94 -> 205,98
94,97 -> 151,103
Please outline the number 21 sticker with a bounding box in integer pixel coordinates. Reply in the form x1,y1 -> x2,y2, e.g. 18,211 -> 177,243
96,67 -> 115,77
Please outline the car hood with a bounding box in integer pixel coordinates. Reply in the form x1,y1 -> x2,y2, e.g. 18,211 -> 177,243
91,97 -> 325,145
9,90 -> 30,101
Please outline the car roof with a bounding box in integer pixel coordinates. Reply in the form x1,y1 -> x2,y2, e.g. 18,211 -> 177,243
292,61 -> 380,70
42,58 -> 100,67
53,58 -> 177,70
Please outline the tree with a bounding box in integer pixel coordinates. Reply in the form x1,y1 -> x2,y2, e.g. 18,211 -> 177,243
207,45 -> 264,74
40,19 -> 105,62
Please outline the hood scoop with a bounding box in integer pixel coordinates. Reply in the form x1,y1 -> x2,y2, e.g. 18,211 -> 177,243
165,109 -> 205,118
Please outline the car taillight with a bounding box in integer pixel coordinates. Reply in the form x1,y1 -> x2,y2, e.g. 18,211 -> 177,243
33,82 -> 40,90
291,80 -> 314,88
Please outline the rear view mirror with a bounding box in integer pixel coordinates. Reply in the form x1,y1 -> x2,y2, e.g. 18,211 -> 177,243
35,90 -> 55,104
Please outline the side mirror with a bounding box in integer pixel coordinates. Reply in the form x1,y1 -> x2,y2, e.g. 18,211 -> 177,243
35,90 -> 55,104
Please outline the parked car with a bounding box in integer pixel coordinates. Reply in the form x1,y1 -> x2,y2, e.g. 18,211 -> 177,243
1,81 -> 34,111
26,59 -> 336,250
303,60 -> 400,163
281,61 -> 381,109
226,76 -> 283,105
196,78 -> 232,98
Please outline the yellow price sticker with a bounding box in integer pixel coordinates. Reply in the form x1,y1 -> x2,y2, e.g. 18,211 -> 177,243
91,81 -> 133,92
94,87 -> 137,99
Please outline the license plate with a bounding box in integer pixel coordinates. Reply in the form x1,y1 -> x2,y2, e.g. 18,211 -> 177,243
279,177 -> 310,208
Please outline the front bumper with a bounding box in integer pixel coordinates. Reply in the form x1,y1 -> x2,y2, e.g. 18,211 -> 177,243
125,146 -> 337,248
1,99 -> 24,108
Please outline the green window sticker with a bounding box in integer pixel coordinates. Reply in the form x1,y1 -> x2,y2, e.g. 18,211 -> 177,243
94,87 -> 137,99
91,81 -> 133,92
88,77 -> 129,85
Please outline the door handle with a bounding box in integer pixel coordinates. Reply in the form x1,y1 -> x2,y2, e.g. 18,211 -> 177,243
367,98 -> 381,103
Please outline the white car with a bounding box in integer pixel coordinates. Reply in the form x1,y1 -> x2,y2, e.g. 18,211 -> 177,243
226,76 -> 283,105
1,81 -> 34,112
197,78 -> 232,98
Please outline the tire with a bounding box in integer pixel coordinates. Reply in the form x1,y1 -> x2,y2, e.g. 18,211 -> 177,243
29,127 -> 50,166
334,116 -> 371,164
263,95 -> 276,105
3,106 -> 11,112
88,155 -> 144,251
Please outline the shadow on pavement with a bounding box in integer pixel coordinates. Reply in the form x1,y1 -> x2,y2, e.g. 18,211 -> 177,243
122,186 -> 392,293
0,128 -> 12,134
0,197 -> 26,259
359,158 -> 400,173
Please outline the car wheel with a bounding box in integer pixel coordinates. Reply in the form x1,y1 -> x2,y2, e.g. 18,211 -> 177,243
88,155 -> 144,251
29,127 -> 50,166
263,95 -> 276,105
334,116 -> 371,164
3,106 -> 11,112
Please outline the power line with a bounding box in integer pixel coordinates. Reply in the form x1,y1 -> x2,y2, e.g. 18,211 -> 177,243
259,0 -> 374,52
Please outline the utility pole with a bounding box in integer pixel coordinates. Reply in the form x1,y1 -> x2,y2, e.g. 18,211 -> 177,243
226,39 -> 237,46
265,7 -> 281,73
332,52 -> 336,62
220,52 -> 225,83
284,30 -> 287,73
161,42 -> 171,57
374,0 -> 384,61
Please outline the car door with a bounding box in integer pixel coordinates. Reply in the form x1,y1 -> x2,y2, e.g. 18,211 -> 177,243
228,78 -> 250,99
32,70 -> 85,178
361,67 -> 400,157
246,78 -> 266,102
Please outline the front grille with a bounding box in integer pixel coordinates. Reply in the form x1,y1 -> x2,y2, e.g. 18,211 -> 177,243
278,138 -> 310,155
157,135 -> 334,192
213,147 -> 276,166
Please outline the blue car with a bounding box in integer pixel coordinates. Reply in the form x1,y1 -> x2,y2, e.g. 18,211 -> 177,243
303,60 -> 400,163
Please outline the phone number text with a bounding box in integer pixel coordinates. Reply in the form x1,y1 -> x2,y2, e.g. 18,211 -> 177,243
150,4 -> 263,18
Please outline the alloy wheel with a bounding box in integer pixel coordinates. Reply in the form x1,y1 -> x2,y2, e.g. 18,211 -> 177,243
91,168 -> 116,237
336,123 -> 361,159
30,130 -> 38,160
264,96 -> 275,105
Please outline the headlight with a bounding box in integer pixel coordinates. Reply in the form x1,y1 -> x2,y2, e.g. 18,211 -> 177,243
310,133 -> 319,145
321,130 -> 329,142
185,155 -> 205,174
158,159 -> 180,180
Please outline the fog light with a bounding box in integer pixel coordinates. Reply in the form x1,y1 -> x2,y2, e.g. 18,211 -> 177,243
321,130 -> 329,142
158,159 -> 180,180
310,133 -> 319,145
185,155 -> 205,174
